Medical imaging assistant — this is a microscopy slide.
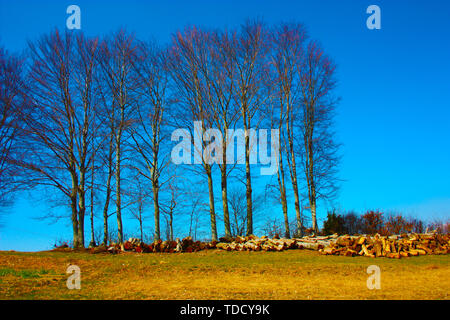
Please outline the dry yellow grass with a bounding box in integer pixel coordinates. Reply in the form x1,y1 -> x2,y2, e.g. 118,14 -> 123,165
0,249 -> 449,299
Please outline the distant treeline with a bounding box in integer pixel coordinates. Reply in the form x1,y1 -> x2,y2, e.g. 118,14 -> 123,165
321,209 -> 450,236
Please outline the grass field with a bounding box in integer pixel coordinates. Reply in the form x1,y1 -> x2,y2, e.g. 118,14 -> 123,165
0,249 -> 449,300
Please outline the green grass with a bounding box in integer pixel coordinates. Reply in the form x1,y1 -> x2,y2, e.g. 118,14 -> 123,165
0,268 -> 52,279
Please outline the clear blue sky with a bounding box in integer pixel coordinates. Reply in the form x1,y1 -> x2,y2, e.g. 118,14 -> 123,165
1,0 -> 449,251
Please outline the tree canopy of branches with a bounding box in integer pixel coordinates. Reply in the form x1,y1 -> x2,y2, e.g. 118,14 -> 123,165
18,30 -> 100,247
0,48 -> 25,209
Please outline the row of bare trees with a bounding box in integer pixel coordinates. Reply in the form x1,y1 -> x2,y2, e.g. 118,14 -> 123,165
0,19 -> 340,247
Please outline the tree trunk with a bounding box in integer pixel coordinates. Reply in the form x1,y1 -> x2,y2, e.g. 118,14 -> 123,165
206,165 -> 218,241
289,156 -> 303,237
277,152 -> 290,238
243,115 -> 253,236
102,116 -> 115,246
152,181 -> 160,241
221,164 -> 232,237
70,168 -> 81,248
169,210 -> 174,242
306,127 -> 319,234
310,196 -> 318,233
77,171 -> 86,248
189,212 -> 193,238
287,109 -> 303,237
77,207 -> 85,248
90,201 -> 95,247
89,166 -> 96,247
71,193 -> 79,248
139,218 -> 143,243
102,180 -> 111,246
115,135 -> 124,248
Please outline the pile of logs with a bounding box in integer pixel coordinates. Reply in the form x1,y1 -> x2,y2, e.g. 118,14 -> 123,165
215,234 -> 338,252
106,234 -> 336,254
107,237 -> 217,254
102,233 -> 449,258
319,233 -> 450,258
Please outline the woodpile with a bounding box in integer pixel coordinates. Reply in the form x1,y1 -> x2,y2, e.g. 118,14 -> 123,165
107,237 -> 217,254
103,233 -> 449,258
215,234 -> 338,252
319,233 -> 450,258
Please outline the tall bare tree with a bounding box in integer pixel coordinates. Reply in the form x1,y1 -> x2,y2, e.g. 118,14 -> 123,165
96,83 -> 116,246
271,22 -> 308,237
298,41 -> 340,233
199,30 -> 241,238
231,20 -> 271,236
20,30 -> 99,247
266,98 -> 290,237
98,29 -> 140,248
72,33 -> 101,247
130,40 -> 170,241
168,27 -> 218,241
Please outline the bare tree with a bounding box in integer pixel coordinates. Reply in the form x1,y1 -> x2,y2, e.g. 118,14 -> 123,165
271,22 -> 308,237
231,20 -> 271,236
98,29 -> 140,248
0,47 -> 25,211
200,29 -> 241,238
130,40 -> 170,241
298,41 -> 340,233
96,83 -> 116,246
72,33 -> 102,247
19,30 -> 99,248
86,105 -> 105,248
168,27 -> 218,241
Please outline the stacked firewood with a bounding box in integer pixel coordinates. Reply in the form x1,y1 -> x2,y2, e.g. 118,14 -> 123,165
215,234 -> 338,252
103,233 -> 449,257
106,235 -> 336,253
107,237 -> 217,253
319,233 -> 450,258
